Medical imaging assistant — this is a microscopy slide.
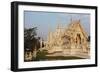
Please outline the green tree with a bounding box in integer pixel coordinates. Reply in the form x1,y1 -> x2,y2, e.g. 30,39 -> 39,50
24,27 -> 40,51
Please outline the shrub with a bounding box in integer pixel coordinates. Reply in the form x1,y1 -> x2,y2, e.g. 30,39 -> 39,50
34,50 -> 48,61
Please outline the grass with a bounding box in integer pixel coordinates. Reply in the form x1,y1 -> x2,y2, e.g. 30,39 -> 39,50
28,50 -> 85,61
45,56 -> 84,60
35,50 -> 84,61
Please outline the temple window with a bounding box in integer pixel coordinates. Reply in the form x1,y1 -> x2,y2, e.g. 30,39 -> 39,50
77,34 -> 81,44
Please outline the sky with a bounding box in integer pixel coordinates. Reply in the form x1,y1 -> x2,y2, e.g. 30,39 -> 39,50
24,11 -> 90,41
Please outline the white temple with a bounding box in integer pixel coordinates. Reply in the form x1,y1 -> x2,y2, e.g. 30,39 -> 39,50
44,20 -> 90,59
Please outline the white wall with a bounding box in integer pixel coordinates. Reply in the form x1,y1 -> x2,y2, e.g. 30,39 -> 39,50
0,0 -> 99,73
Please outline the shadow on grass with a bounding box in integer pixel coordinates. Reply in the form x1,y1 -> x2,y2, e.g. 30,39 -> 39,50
45,56 -> 85,60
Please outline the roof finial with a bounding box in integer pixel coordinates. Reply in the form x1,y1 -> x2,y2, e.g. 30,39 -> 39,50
57,18 -> 61,29
79,19 -> 80,22
70,16 -> 73,24
78,19 -> 81,24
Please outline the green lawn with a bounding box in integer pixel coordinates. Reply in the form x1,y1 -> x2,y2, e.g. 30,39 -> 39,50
24,50 -> 85,62
45,56 -> 84,60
